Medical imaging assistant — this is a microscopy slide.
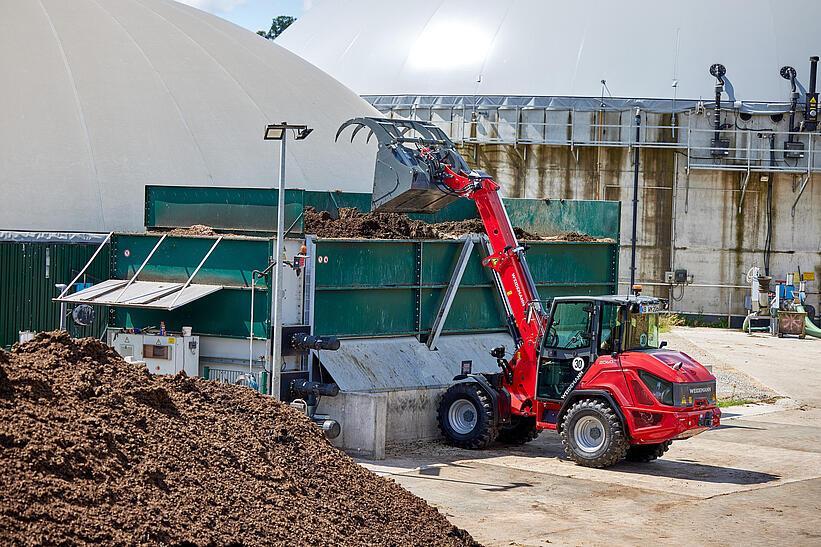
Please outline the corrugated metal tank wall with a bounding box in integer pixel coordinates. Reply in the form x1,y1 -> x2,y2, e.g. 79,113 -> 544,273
0,242 -> 110,348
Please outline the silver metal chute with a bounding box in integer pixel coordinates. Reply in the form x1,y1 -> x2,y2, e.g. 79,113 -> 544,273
336,117 -> 470,213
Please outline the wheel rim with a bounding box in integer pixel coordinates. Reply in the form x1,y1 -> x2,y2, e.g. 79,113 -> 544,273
448,399 -> 478,435
574,415 -> 606,453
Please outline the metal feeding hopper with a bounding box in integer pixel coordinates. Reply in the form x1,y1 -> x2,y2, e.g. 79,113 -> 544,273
335,117 -> 470,213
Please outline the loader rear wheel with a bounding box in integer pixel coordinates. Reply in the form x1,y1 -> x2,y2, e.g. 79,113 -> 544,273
560,398 -> 628,468
497,415 -> 540,445
438,383 -> 498,449
625,441 -> 672,463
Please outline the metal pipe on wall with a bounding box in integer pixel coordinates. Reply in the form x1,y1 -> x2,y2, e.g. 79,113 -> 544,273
629,108 -> 641,289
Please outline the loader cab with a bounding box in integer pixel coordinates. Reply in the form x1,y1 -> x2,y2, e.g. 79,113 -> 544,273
536,296 -> 664,401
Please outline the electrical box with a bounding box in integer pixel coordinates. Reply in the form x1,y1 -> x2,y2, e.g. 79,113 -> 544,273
664,271 -> 674,284
784,140 -> 805,159
108,330 -> 199,377
674,269 -> 689,284
710,138 -> 730,157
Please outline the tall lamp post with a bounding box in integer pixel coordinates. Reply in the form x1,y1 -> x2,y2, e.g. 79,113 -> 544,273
263,122 -> 313,398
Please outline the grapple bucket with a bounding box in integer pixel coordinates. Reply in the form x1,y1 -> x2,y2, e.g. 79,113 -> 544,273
336,117 -> 470,213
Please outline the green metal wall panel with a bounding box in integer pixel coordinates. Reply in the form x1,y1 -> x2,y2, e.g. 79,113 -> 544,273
144,185 -> 304,234
311,288 -> 418,337
304,190 -> 372,213
314,240 -> 420,288
504,200 -> 620,239
526,242 -> 618,286
0,242 -> 110,349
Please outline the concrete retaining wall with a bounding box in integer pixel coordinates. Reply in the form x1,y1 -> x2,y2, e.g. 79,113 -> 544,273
317,387 -> 446,460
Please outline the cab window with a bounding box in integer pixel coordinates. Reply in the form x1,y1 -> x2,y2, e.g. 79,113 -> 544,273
545,302 -> 592,349
599,303 -> 620,353
623,312 -> 660,350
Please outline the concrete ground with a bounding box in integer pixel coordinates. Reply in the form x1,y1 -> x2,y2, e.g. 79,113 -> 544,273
361,327 -> 821,546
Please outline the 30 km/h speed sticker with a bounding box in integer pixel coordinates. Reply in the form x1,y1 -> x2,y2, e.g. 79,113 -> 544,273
572,357 -> 585,372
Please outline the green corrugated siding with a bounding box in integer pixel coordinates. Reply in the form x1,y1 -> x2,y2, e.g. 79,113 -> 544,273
312,239 -> 619,338
0,242 -> 110,349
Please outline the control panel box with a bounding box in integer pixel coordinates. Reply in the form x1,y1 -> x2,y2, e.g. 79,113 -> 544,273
108,330 -> 199,377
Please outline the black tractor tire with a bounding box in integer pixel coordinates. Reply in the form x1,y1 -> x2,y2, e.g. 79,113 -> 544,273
625,440 -> 672,463
437,383 -> 498,449
497,415 -> 540,445
560,398 -> 628,468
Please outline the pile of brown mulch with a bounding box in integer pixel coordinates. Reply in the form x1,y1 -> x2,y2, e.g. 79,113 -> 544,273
0,332 -> 479,546
303,207 -> 543,240
164,224 -> 219,236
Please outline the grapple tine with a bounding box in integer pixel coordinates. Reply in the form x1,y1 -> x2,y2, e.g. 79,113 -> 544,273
350,123 -> 367,143
334,118 -> 360,142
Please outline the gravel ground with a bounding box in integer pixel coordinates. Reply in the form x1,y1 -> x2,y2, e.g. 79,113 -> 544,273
663,327 -> 780,402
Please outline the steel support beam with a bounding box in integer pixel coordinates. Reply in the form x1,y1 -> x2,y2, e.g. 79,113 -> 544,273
427,235 -> 477,350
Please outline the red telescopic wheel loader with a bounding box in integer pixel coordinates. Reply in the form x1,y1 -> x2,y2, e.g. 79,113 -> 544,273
337,117 -> 720,467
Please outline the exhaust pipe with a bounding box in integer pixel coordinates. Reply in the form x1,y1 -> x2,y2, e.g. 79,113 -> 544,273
781,66 -> 805,158
805,56 -> 819,131
709,63 -> 730,156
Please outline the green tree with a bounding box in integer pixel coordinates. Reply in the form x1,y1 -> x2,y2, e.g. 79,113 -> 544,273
257,16 -> 296,40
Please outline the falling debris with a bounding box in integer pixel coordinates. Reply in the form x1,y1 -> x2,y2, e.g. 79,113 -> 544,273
0,332 -> 479,547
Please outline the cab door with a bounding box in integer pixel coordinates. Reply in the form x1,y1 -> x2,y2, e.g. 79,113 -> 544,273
537,300 -> 596,401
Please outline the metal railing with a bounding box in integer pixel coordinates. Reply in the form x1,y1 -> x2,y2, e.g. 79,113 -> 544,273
381,105 -> 821,173
381,105 -> 819,213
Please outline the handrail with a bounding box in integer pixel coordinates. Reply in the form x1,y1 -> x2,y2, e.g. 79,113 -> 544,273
386,106 -> 821,175
56,232 -> 113,300
168,236 -> 223,309
113,234 -> 167,304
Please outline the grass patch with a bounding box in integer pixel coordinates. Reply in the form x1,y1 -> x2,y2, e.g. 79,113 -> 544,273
659,313 -> 685,332
682,314 -> 728,329
717,398 -> 758,408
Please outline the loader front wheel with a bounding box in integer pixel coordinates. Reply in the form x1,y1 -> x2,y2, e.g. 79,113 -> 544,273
560,398 -> 628,468
438,383 -> 498,449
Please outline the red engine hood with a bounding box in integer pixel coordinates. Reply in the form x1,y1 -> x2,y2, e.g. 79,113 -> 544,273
622,349 -> 715,383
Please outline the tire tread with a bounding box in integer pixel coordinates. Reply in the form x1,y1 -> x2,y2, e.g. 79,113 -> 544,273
559,398 -> 628,468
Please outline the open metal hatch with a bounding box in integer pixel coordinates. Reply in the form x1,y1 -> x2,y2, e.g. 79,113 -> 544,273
54,232 -> 224,312
56,279 -> 222,311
